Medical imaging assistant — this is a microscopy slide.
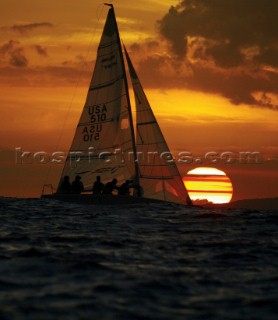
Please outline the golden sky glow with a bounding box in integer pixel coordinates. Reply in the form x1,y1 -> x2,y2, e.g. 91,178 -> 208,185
0,0 -> 277,198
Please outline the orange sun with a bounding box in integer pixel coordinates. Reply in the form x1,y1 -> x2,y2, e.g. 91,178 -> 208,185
183,167 -> 233,204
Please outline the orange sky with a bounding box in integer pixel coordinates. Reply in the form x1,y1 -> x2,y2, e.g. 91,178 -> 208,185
0,0 -> 277,199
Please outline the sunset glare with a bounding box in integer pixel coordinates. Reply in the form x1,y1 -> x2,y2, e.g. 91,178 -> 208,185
184,167 -> 233,204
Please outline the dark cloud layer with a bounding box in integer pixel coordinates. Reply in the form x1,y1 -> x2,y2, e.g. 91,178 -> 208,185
6,22 -> 54,34
9,47 -> 28,67
0,40 -> 28,67
159,0 -> 278,65
0,40 -> 19,54
0,63 -> 92,87
151,0 -> 278,109
134,52 -> 278,110
34,45 -> 48,57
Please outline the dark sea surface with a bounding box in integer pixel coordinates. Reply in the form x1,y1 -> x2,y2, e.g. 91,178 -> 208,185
0,197 -> 277,320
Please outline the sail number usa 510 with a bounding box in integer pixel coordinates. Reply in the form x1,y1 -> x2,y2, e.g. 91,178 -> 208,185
82,104 -> 108,141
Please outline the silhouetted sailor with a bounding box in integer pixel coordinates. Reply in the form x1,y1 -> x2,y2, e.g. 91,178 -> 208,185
60,175 -> 71,194
71,175 -> 84,194
92,176 -> 104,194
103,178 -> 118,194
118,180 -> 131,195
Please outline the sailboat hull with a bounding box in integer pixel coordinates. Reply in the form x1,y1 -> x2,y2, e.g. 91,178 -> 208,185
41,194 -> 176,206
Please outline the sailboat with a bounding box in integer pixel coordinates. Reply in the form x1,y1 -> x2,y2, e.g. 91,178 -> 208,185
42,4 -> 191,206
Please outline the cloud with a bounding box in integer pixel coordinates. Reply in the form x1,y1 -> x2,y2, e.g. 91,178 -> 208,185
6,22 -> 54,34
9,47 -> 28,67
0,48 -> 95,85
139,0 -> 278,109
0,41 -> 48,68
158,0 -> 278,65
34,45 -> 48,57
0,40 -> 19,54
188,64 -> 278,109
0,40 -> 28,68
0,64 -> 91,87
130,39 -> 160,53
126,47 -> 278,110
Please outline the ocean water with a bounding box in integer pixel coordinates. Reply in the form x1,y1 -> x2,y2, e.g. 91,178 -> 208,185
0,198 -> 277,320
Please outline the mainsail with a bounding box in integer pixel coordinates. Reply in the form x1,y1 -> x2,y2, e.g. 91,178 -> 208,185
124,48 -> 191,205
58,7 -> 136,191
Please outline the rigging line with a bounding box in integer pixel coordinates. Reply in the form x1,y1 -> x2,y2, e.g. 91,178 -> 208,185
41,3 -> 106,193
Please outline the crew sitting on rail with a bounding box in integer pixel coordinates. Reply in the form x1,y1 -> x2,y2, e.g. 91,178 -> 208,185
118,180 -> 131,195
103,178 -> 119,194
60,175 -> 71,194
92,176 -> 104,194
71,175 -> 84,194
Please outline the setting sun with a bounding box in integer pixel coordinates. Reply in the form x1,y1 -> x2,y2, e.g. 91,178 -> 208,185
183,167 -> 233,204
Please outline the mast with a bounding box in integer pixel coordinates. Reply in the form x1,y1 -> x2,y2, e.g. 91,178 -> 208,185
107,4 -> 141,195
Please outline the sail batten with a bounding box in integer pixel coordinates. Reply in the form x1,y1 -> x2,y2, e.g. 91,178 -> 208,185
89,75 -> 124,91
98,42 -> 118,50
